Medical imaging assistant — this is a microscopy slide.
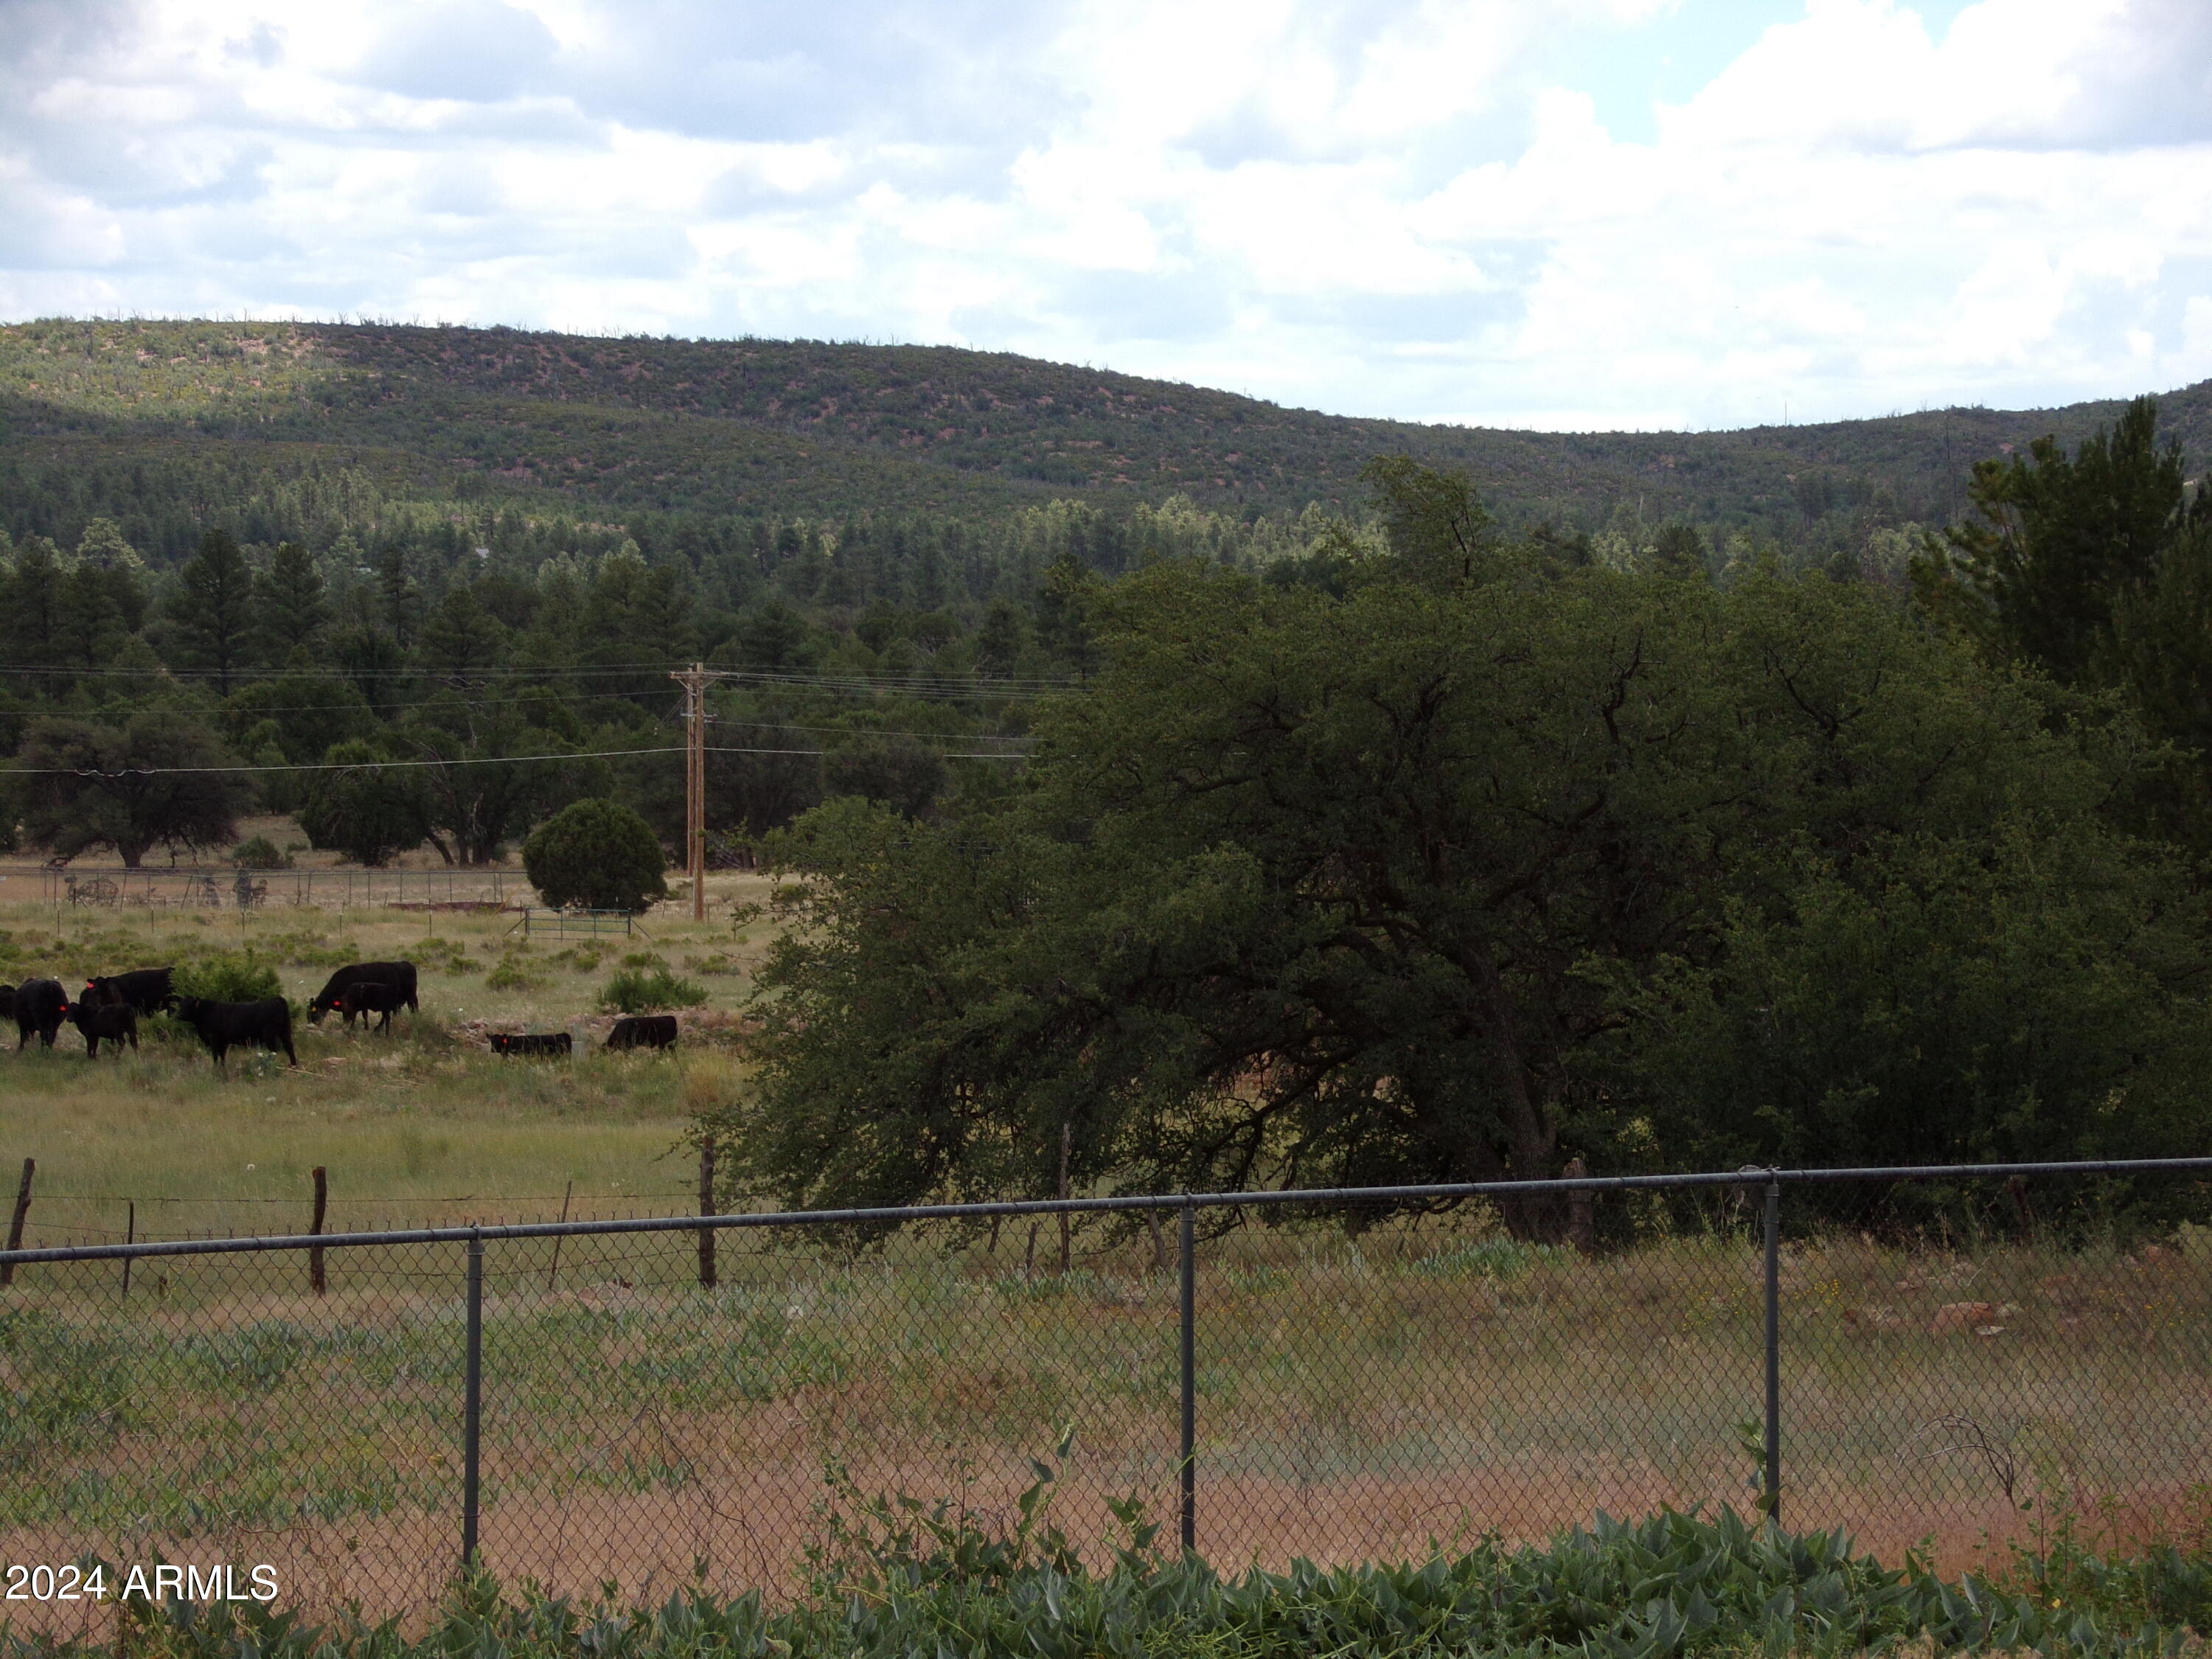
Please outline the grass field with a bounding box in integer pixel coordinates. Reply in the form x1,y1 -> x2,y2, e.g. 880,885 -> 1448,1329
0,874 -> 778,1240
4,876 -> 2211,1634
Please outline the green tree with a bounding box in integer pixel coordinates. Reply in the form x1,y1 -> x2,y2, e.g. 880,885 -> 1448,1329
1648,523 -> 1709,579
53,563 -> 131,675
1033,554 -> 1102,678
0,536 -> 65,687
524,797 -> 669,911
1360,454 -> 1498,588
9,712 -> 254,866
251,541 -> 331,661
401,700 -> 575,866
1914,395 -> 2188,681
165,528 -> 257,695
417,583 -> 508,685
710,541 -> 2208,1237
296,740 -> 431,866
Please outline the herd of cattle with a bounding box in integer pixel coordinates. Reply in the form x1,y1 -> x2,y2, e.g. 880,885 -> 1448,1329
0,958 -> 680,1066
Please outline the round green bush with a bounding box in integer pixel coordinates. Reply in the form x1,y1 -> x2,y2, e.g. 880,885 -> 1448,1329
599,967 -> 706,1014
522,799 -> 669,914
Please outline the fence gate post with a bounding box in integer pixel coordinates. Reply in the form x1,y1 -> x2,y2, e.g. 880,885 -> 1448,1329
1762,1178 -> 1781,1524
462,1232 -> 484,1571
1179,1199 -> 1196,1554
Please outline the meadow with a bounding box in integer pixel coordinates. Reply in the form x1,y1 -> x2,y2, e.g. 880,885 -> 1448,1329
0,868 -> 776,1242
3,874 -> 2211,1641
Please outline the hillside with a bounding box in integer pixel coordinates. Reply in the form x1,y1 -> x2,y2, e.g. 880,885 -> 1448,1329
4,317 -> 2208,563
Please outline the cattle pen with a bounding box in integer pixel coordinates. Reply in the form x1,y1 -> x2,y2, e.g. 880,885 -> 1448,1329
2,1158 -> 2210,1637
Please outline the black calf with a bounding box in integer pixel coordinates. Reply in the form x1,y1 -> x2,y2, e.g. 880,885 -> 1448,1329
71,1002 -> 139,1057
336,981 -> 403,1036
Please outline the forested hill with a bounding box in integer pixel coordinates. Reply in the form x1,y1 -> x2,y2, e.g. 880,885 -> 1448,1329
4,317 -> 2208,564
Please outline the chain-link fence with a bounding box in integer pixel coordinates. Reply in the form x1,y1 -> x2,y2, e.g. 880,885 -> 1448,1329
4,1159 -> 2209,1635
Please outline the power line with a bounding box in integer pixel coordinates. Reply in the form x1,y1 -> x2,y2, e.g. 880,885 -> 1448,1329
4,742 -> 1031,777
0,660 -> 1081,692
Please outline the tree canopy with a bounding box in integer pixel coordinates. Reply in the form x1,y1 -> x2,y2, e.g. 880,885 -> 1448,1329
523,797 -> 669,913
708,525 -> 2212,1237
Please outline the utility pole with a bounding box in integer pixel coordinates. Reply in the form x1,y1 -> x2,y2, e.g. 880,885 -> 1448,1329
669,664 -> 736,921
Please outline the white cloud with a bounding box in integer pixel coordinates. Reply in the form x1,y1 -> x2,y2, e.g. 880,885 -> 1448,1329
0,0 -> 2207,431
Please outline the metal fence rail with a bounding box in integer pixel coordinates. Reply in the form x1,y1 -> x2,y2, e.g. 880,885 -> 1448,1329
3,1158 -> 2208,1631
10,863 -> 521,911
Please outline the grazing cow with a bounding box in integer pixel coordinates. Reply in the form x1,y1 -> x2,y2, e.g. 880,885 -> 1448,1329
490,1032 -> 573,1058
335,981 -> 404,1035
0,984 -> 14,1027
71,1001 -> 139,1057
169,995 -> 298,1068
604,1014 -> 678,1051
80,967 -> 175,1016
309,961 -> 420,1026
13,979 -> 69,1051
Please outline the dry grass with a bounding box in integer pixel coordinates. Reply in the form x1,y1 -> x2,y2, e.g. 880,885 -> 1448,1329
5,1220 -> 2208,1624
0,877 -> 779,1238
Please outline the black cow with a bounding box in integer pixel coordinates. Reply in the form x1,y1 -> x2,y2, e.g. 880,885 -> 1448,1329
309,961 -> 419,1026
490,1032 -> 573,1057
0,984 -> 14,1027
605,1015 -> 678,1051
169,995 -> 298,1068
14,979 -> 69,1051
80,967 -> 175,1016
71,1001 -> 139,1057
336,981 -> 403,1036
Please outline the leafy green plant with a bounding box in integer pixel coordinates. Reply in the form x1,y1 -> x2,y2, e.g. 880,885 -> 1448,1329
229,834 -> 293,869
170,950 -> 284,1004
484,958 -> 543,992
600,967 -> 706,1014
57,1500 -> 2212,1659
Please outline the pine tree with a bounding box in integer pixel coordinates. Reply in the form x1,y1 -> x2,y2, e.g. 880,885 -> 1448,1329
253,541 -> 332,661
165,528 -> 257,695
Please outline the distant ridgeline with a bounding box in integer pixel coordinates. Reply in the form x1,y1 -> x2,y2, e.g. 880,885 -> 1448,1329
3,317 -> 2207,577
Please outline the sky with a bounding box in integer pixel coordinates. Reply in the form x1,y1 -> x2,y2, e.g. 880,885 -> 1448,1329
1,0 -> 2209,432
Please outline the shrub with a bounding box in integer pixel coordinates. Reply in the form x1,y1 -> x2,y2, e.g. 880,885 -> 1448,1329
485,959 -> 543,992
230,835 -> 293,869
172,951 -> 284,1004
523,799 -> 668,914
601,967 -> 706,1014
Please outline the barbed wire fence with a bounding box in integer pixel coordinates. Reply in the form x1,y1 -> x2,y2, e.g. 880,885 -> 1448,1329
3,1158 -> 2209,1638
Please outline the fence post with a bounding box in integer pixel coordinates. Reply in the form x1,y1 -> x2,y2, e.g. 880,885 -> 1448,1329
1179,1198 -> 1196,1554
122,1200 -> 135,1300
462,1232 -> 484,1571
697,1139 -> 717,1290
309,1166 -> 328,1295
1762,1177 -> 1781,1525
1,1158 -> 34,1287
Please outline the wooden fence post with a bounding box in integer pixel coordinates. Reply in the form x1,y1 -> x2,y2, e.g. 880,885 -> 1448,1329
309,1166 -> 328,1295
546,1180 -> 573,1291
1,1158 -> 34,1287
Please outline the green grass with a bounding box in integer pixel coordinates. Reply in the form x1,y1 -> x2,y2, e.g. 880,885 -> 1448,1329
0,886 -> 771,1235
